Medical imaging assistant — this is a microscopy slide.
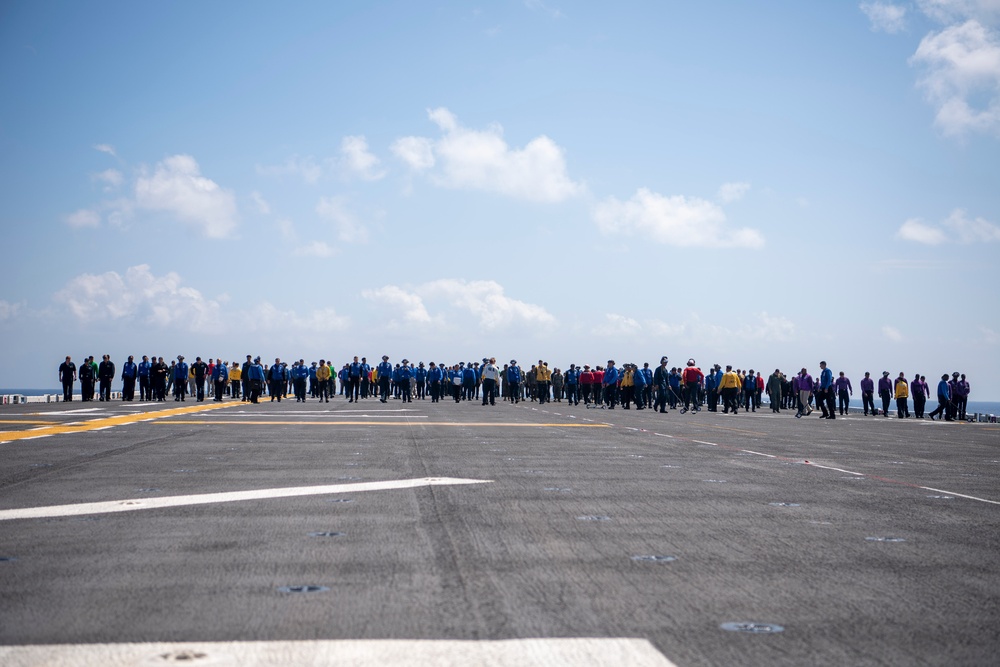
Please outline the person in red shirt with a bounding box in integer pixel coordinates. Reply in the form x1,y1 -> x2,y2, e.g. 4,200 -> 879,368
580,365 -> 595,405
591,365 -> 605,407
680,359 -> 704,413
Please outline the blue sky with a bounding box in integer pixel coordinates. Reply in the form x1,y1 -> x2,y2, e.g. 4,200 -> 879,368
1,0 -> 998,399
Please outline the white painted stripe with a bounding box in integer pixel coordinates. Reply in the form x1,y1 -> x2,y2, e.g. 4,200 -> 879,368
0,638 -> 678,667
692,440 -> 718,446
39,408 -> 104,415
806,462 -> 864,476
740,449 -> 777,458
918,486 -> 1000,505
0,477 -> 492,521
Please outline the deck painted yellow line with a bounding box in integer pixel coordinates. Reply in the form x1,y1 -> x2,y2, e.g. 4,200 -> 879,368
0,638 -> 678,667
0,402 -> 241,443
160,420 -> 611,427
0,477 -> 492,521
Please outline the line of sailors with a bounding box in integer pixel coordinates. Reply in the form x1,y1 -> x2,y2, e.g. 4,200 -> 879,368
57,354 -> 973,421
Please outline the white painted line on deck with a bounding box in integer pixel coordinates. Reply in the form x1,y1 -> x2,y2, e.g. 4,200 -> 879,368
0,638 -> 678,667
0,477 -> 493,521
918,486 -> 1000,505
806,462 -> 864,476
740,449 -> 777,458
692,440 -> 718,446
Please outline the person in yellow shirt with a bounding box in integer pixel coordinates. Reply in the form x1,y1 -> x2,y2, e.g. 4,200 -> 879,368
893,371 -> 910,419
535,360 -> 552,404
620,364 -> 635,409
316,360 -> 331,403
717,364 -> 743,414
229,362 -> 242,399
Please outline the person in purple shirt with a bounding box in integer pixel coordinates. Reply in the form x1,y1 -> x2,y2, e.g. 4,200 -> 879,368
859,372 -> 875,416
955,373 -> 970,420
877,371 -> 893,418
928,374 -> 953,421
835,372 -> 853,416
795,368 -> 814,418
910,373 -> 927,418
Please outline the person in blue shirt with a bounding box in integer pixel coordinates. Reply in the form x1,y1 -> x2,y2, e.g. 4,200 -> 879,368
377,356 -> 393,403
346,356 -> 362,403
291,360 -> 309,402
173,356 -> 189,401
212,360 -> 229,402
462,363 -> 477,401
705,365 -> 722,411
427,362 -> 443,402
818,361 -> 835,420
640,363 -> 653,408
603,360 -> 620,409
137,355 -> 152,401
308,362 -> 319,398
564,364 -> 580,405
268,358 -> 284,402
415,362 -> 428,400
398,360 -> 413,403
928,374 -> 953,421
246,357 -> 265,403
632,362 -> 647,410
506,361 -> 522,404
121,355 -> 138,401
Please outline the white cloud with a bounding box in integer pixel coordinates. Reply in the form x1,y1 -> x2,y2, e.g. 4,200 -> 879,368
242,302 -> 350,334
864,1 -> 1000,137
860,2 -> 908,33
917,0 -> 1000,25
593,187 -> 765,248
93,168 -> 123,191
256,155 -> 324,184
943,207 -> 1000,241
316,196 -> 369,243
390,136 -> 435,170
93,144 -> 117,157
882,325 -> 904,342
392,107 -> 583,202
596,313 -> 641,337
717,181 -> 751,204
980,326 -> 999,344
65,208 -> 101,228
421,279 -> 557,329
897,209 -> 1000,243
54,264 -> 220,329
135,155 -> 238,238
362,285 -> 433,326
524,0 -> 564,19
363,279 -> 555,331
910,19 -> 1000,135
897,218 -> 948,243
295,240 -> 337,258
0,300 -> 23,322
340,135 -> 386,180
53,264 -> 350,337
251,191 -> 271,215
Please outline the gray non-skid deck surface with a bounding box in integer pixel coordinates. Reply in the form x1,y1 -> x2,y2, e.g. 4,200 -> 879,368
0,398 -> 997,666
